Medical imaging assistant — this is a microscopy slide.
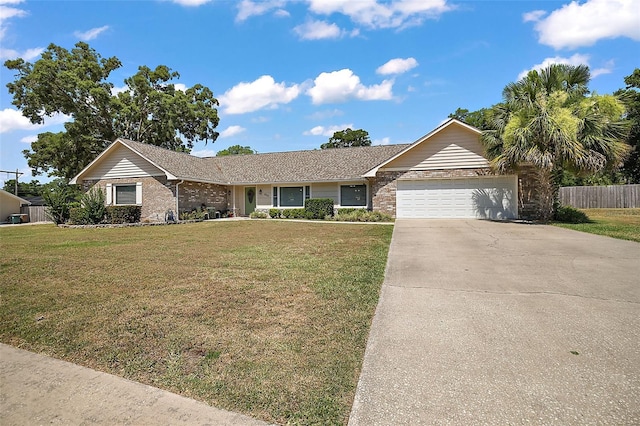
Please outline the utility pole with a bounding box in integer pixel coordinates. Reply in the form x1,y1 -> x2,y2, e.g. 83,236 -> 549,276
0,169 -> 24,195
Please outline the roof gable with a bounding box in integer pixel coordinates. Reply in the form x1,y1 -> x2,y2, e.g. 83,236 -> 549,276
364,118 -> 488,176
0,189 -> 31,205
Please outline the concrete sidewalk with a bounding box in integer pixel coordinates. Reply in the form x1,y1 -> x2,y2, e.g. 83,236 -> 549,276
349,219 -> 640,425
0,343 -> 269,425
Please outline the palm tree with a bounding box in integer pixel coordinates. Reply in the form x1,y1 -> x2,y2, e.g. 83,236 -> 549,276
482,64 -> 630,221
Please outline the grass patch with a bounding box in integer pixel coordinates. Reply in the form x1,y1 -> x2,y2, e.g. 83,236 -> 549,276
0,221 -> 393,425
553,208 -> 640,242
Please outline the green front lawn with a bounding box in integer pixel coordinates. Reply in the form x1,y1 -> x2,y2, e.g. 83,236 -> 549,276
0,221 -> 393,425
554,208 -> 640,242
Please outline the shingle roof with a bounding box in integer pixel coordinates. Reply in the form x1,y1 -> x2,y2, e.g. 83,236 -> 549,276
119,139 -> 226,183
209,144 -> 410,184
118,139 -> 410,184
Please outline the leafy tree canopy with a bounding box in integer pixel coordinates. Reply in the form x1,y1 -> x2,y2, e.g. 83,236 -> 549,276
321,128 -> 371,149
448,107 -> 494,130
481,64 -> 630,220
4,42 -> 220,180
614,68 -> 640,183
2,179 -> 43,197
216,145 -> 257,156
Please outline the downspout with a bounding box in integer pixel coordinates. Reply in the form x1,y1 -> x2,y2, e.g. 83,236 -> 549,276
176,180 -> 184,221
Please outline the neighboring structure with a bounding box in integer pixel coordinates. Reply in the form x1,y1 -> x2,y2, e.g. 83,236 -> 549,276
71,119 -> 539,221
0,189 -> 31,223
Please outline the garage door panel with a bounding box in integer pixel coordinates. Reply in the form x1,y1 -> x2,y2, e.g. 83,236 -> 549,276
396,177 -> 517,219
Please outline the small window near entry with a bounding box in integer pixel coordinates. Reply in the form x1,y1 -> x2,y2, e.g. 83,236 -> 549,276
115,185 -> 136,205
340,184 -> 366,207
273,187 -> 278,207
305,185 -> 311,200
280,186 -> 304,207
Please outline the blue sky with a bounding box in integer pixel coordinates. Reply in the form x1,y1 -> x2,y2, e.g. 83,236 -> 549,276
1,0 -> 639,186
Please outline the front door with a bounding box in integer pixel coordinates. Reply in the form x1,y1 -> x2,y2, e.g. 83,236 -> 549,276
244,187 -> 256,215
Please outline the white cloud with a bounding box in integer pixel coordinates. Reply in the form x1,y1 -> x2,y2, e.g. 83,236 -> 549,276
191,148 -> 216,157
173,83 -> 187,92
236,0 -> 286,22
0,1 -> 26,41
376,57 -> 418,75
0,108 -> 37,132
592,60 -> 615,78
0,46 -> 43,60
517,53 -> 591,80
170,0 -> 212,6
531,0 -> 640,49
19,134 -> 37,144
74,25 -> 109,41
111,85 -> 129,96
306,0 -> 452,30
293,19 -> 344,40
219,75 -> 300,114
522,10 -> 546,23
306,69 -> 394,104
0,108 -> 70,133
303,123 -> 353,137
373,137 -> 390,145
219,125 -> 246,138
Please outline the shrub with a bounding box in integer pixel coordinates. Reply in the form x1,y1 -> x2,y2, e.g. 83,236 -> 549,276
250,211 -> 268,219
81,187 -> 106,224
179,209 -> 207,221
42,180 -> 79,224
336,208 -> 358,215
280,208 -> 306,219
269,208 -> 281,219
333,209 -> 394,222
305,198 -> 334,219
106,206 -> 141,224
68,206 -> 89,225
554,205 -> 590,223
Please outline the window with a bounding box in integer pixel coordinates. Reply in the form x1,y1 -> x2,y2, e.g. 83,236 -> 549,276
106,183 -> 142,205
341,184 -> 367,207
115,185 -> 137,205
305,186 -> 311,200
273,187 -> 278,207
280,186 -> 304,207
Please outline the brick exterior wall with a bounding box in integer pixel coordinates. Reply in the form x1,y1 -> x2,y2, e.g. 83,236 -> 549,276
84,176 -> 176,222
84,178 -> 229,222
177,181 -> 228,214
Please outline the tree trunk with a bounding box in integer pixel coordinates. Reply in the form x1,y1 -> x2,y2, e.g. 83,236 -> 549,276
535,168 -> 556,221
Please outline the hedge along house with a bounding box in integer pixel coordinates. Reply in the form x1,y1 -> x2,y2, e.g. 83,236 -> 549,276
70,119 -> 540,221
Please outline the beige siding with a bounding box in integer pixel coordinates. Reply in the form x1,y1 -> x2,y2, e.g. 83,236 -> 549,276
311,183 -> 339,204
1,193 -> 24,223
256,185 -> 272,208
382,126 -> 489,171
85,144 -> 165,179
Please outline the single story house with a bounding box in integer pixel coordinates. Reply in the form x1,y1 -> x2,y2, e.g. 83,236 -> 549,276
0,189 -> 31,223
70,119 -> 540,221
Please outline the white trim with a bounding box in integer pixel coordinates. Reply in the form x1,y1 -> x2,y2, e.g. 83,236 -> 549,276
135,182 -> 143,204
363,118 -> 481,177
105,184 -> 113,205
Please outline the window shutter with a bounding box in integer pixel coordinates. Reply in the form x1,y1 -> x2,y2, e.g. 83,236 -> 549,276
105,184 -> 112,205
136,182 -> 143,204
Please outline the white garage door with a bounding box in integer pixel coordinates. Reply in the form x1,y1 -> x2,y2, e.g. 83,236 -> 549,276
396,176 -> 518,219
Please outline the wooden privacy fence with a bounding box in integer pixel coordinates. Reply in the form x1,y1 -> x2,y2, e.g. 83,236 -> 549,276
20,205 -> 50,223
559,184 -> 640,209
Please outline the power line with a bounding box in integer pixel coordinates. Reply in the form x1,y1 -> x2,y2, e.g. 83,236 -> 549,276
0,169 -> 24,196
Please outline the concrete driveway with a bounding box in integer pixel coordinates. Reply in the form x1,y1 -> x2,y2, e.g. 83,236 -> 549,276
349,220 -> 640,425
